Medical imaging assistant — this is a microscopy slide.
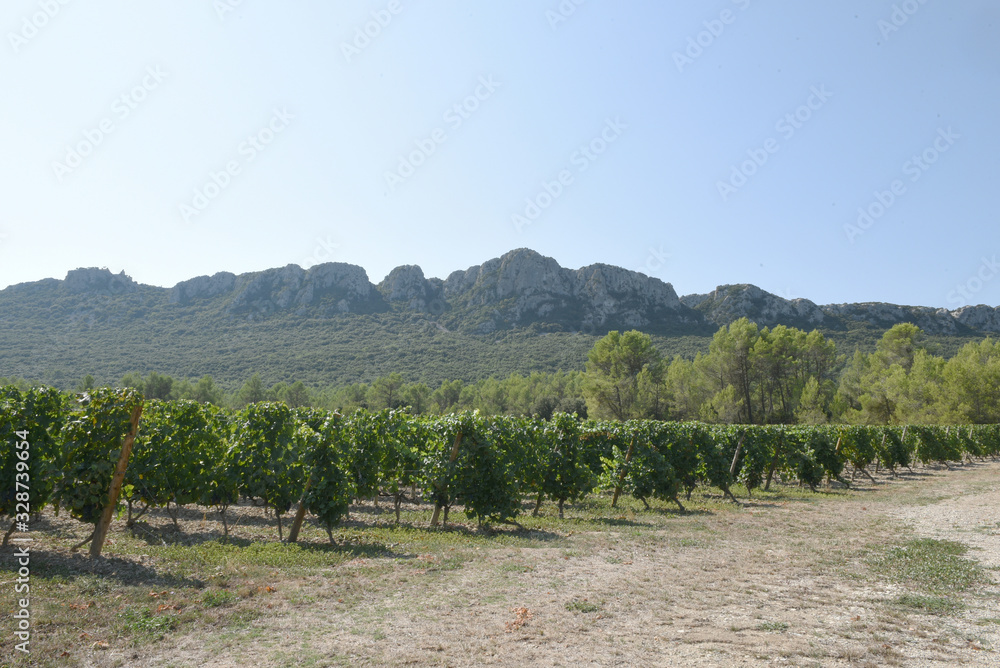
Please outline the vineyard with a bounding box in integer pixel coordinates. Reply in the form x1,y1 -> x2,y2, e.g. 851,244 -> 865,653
4,386 -> 1000,553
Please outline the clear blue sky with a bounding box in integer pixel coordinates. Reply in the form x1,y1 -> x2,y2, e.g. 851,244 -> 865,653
2,1 -> 998,309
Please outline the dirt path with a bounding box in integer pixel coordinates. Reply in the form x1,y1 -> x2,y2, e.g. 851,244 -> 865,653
137,463 -> 1000,668
888,465 -> 1000,569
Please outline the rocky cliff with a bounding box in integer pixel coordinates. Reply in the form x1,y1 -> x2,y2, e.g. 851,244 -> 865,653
64,267 -> 139,296
377,265 -> 445,314
682,284 -> 1000,336
440,249 -> 703,334
5,251 -> 1000,336
947,304 -> 1000,334
2,250 -> 998,389
681,284 -> 826,330
169,263 -> 385,316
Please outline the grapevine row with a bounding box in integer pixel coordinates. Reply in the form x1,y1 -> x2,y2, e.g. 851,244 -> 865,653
2,387 -> 998,547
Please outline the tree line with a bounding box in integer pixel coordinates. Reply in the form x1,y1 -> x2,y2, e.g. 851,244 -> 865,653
6,320 -> 998,425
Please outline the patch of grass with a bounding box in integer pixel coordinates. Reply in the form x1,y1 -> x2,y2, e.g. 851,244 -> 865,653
224,607 -> 264,629
976,617 -> 1000,626
334,518 -> 563,553
435,553 -> 466,571
866,538 -> 985,593
201,589 -> 238,607
498,561 -> 533,573
149,538 -> 387,571
755,621 -> 789,632
894,593 -> 962,615
78,576 -> 116,597
565,598 -> 600,613
116,606 -> 179,642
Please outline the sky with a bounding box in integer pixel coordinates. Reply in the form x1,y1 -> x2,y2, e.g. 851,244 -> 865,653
2,0 -> 998,309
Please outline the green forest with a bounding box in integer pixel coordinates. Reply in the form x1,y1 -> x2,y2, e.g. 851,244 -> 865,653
6,319 -> 998,426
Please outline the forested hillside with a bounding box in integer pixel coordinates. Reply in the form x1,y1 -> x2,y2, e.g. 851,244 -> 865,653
0,249 -> 996,404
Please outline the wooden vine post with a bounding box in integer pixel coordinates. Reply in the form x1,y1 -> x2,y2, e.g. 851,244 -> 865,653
729,431 -> 746,479
764,432 -> 783,491
876,432 -> 888,474
430,431 -> 463,527
611,435 -> 637,508
90,402 -> 143,558
899,425 -> 915,471
826,435 -> 843,488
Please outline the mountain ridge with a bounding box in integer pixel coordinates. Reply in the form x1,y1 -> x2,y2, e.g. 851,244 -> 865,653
1,248 -> 997,389
12,248 -> 998,335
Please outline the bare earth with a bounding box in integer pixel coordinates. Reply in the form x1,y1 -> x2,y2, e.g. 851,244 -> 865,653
128,463 -> 1000,668
7,462 -> 998,667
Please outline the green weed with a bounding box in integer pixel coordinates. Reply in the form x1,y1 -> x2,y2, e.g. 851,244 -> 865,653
867,538 -> 984,593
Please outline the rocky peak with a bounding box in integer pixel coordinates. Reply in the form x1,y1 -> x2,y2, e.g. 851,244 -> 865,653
950,304 -> 1000,334
170,272 -> 237,304
377,265 -> 444,311
681,284 -> 825,328
63,268 -> 138,295
226,262 -> 384,316
304,262 -> 375,299
444,248 -> 570,301
820,302 -> 961,335
680,283 -> 997,336
442,249 -> 700,333
574,263 -> 683,309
